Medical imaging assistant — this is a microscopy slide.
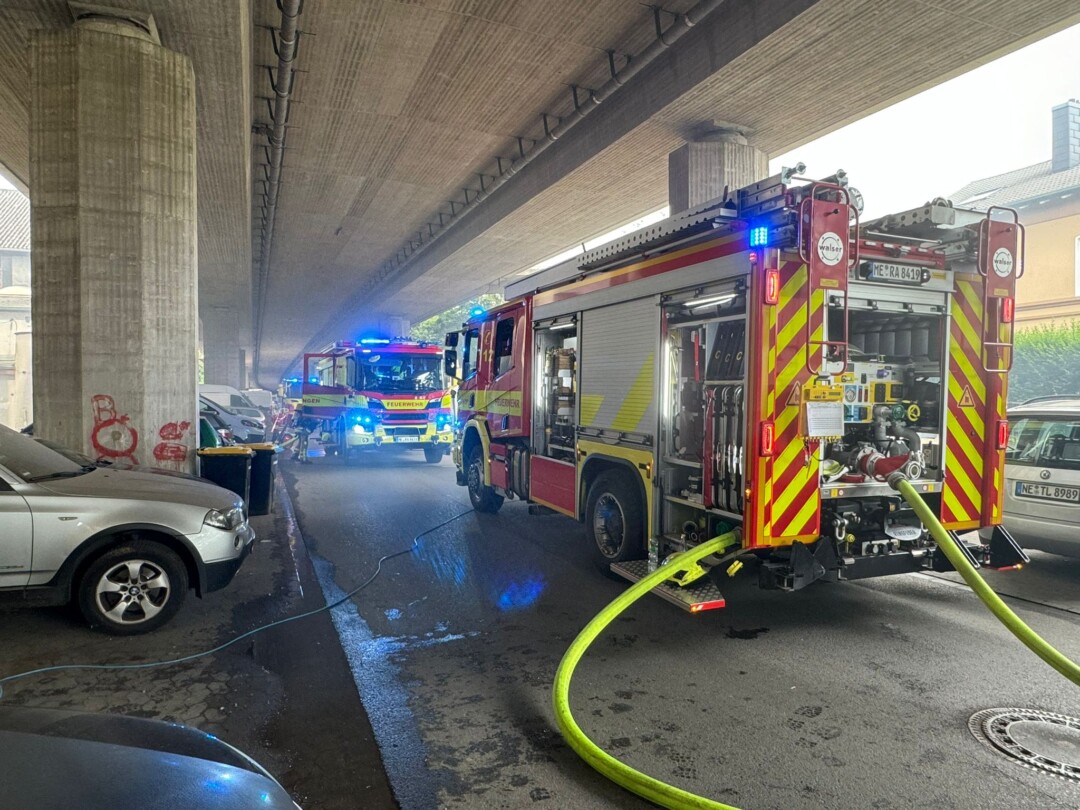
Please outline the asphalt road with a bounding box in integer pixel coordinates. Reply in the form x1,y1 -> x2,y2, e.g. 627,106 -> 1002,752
283,449 -> 1080,810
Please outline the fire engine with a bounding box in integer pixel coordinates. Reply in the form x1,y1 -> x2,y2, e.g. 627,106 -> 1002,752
445,166 -> 1028,611
299,338 -> 453,463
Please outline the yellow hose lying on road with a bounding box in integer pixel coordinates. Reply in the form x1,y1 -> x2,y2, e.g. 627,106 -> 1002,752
552,532 -> 742,810
553,482 -> 1080,808
892,477 -> 1080,687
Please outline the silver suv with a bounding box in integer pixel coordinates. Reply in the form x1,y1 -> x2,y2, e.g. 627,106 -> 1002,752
991,397 -> 1080,558
0,424 -> 255,634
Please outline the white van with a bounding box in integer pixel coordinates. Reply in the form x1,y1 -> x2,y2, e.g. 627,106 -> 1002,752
242,388 -> 274,410
199,384 -> 256,411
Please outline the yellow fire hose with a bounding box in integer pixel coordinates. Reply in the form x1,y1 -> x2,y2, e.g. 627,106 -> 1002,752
552,479 -> 1080,809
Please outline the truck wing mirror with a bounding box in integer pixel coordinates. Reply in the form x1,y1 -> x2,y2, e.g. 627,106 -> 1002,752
444,331 -> 459,348
444,350 -> 458,380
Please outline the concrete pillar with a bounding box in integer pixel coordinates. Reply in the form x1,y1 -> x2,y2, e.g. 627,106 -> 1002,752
202,310 -> 243,387
668,131 -> 768,214
30,13 -> 198,471
11,330 -> 32,429
377,315 -> 410,339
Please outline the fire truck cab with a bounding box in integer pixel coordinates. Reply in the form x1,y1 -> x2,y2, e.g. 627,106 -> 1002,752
300,339 -> 453,463
446,168 -> 1028,611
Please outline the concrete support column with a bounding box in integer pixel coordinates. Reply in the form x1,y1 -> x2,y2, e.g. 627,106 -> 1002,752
377,315 -> 410,339
31,14 -> 198,471
668,132 -> 768,214
202,311 -> 243,387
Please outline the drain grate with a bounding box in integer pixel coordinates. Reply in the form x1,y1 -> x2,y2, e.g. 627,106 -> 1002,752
969,708 -> 1080,783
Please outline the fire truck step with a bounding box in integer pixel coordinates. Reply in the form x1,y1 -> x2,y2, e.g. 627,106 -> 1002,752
610,559 -> 726,613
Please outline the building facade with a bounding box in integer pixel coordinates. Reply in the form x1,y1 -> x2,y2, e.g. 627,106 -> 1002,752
950,100 -> 1080,327
0,188 -> 31,428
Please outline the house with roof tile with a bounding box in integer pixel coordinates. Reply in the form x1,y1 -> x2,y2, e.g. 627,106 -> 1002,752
950,100 -> 1080,327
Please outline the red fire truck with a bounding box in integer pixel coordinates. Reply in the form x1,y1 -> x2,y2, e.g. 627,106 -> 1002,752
300,339 -> 452,463
445,167 -> 1028,611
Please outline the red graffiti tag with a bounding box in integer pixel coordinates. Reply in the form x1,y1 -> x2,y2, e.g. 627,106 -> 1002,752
90,395 -> 139,465
153,420 -> 192,464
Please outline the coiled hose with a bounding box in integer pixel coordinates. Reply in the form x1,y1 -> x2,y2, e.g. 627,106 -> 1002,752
553,482 -> 1080,809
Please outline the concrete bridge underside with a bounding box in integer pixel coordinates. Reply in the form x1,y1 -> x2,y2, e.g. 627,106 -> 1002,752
0,0 -> 1077,389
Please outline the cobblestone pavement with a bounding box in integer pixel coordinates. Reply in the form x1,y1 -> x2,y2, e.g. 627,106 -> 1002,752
0,476 -> 395,809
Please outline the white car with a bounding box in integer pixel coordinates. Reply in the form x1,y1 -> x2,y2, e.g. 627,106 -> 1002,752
0,424 -> 255,634
199,396 -> 264,443
990,397 -> 1080,558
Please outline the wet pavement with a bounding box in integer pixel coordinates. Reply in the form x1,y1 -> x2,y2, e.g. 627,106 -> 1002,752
3,449 -> 1079,810
0,477 -> 394,810
285,449 -> 1080,810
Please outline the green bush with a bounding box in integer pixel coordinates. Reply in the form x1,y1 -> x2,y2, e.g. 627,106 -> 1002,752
409,293 -> 504,345
1009,321 -> 1080,404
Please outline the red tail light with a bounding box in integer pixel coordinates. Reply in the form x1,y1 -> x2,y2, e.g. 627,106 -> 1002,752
996,420 -> 1009,450
764,268 -> 780,305
760,420 -> 775,456
1001,296 -> 1014,323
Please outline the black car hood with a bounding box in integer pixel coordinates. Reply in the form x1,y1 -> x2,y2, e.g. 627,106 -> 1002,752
0,706 -> 296,809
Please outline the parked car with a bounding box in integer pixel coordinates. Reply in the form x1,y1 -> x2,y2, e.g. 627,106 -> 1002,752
199,396 -> 264,443
0,706 -> 299,809
0,424 -> 255,634
988,396 -> 1080,558
242,388 -> 275,410
200,409 -> 236,448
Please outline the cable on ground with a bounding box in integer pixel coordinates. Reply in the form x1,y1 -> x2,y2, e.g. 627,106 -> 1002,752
0,510 -> 472,701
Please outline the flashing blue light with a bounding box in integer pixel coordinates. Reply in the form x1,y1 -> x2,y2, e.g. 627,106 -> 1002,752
308,376 -> 318,384
360,338 -> 391,345
469,306 -> 485,318
749,225 -> 769,247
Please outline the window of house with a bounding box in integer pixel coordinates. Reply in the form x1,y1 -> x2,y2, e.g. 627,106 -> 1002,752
494,317 -> 514,377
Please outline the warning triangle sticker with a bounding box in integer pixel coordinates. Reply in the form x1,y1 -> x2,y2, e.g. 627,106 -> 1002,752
787,383 -> 802,407
959,386 -> 975,408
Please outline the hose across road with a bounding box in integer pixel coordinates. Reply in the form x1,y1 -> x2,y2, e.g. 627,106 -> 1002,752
552,481 -> 1080,809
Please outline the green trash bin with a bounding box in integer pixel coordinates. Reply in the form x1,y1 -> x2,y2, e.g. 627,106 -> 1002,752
246,443 -> 281,516
198,447 -> 254,512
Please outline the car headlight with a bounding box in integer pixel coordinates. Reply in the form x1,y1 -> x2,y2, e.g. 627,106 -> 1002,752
204,507 -> 244,530
241,419 -> 260,429
352,424 -> 367,434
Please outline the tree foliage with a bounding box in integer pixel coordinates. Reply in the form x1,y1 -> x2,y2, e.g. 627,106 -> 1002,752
1009,321 -> 1080,404
409,293 -> 504,344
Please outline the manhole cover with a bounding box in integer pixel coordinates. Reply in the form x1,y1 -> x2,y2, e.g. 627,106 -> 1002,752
969,708 -> 1080,782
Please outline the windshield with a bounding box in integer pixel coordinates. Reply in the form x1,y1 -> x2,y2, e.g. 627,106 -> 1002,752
1007,416 -> 1080,471
358,353 -> 443,393
0,424 -> 91,481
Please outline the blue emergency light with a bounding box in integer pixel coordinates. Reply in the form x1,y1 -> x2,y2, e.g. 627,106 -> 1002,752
749,225 -> 769,247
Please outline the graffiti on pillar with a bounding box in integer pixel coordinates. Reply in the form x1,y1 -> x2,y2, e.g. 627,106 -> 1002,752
153,420 -> 192,467
90,395 -> 140,465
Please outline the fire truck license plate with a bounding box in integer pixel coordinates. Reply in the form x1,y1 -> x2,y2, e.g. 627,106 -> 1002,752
396,436 -> 419,443
867,262 -> 923,284
1016,481 -> 1080,503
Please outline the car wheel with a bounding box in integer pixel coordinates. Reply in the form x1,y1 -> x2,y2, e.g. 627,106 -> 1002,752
77,541 -> 188,635
467,445 -> 503,513
424,445 -> 444,464
586,470 -> 645,572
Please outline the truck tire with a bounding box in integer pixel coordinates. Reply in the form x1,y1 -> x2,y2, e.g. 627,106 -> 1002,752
424,445 -> 444,464
77,541 -> 188,635
586,470 -> 644,572
467,445 -> 503,513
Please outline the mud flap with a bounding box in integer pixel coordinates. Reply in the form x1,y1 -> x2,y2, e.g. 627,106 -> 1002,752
988,525 -> 1030,570
932,530 -> 983,572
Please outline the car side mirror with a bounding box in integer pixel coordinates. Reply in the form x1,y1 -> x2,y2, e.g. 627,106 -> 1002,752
444,331 -> 459,348
444,350 -> 458,380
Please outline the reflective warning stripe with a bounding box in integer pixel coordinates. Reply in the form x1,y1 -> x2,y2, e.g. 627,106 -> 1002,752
766,257 -> 821,541
942,278 -> 989,528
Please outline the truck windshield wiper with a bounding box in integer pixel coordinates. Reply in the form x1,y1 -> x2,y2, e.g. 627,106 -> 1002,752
26,466 -> 96,482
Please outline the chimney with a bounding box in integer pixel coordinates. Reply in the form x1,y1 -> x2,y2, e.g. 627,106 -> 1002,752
1051,99 -> 1080,172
